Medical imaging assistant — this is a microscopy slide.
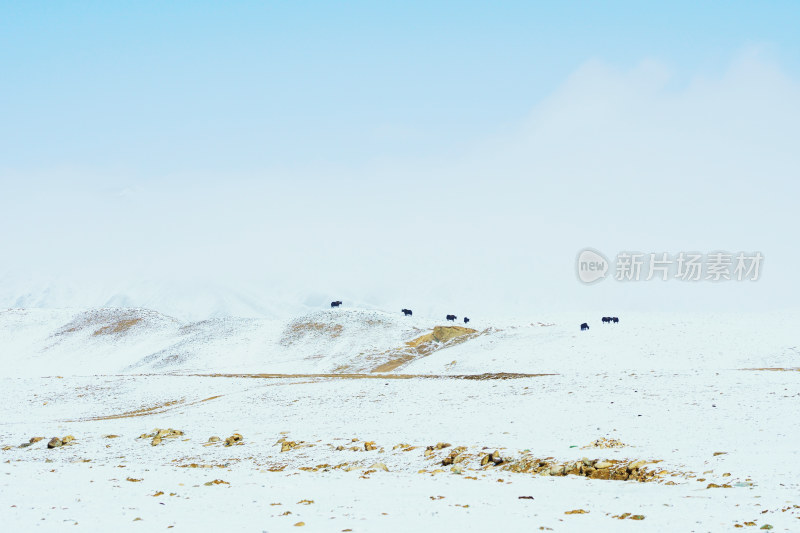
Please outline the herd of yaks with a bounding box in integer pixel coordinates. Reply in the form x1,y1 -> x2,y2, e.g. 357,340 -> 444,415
580,316 -> 620,331
330,301 -> 470,324
329,300 -> 614,331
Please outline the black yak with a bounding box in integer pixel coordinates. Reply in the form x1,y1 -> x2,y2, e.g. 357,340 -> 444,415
612,317 -> 619,323
402,309 -> 412,316
602,316 -> 611,324
330,301 -> 342,308
580,322 -> 589,331
446,314 -> 457,322
463,317 -> 470,324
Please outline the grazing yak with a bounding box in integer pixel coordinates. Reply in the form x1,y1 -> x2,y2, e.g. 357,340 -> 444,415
602,316 -> 620,324
602,316 -> 611,324
612,316 -> 619,323
580,322 -> 589,331
402,309 -> 412,316
463,317 -> 470,324
330,301 -> 342,308
446,314 -> 457,322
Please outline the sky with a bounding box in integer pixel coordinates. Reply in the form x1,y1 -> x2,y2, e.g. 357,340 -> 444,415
1,1 -> 799,319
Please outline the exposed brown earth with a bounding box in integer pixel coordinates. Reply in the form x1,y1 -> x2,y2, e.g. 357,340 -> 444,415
371,325 -> 480,372
72,395 -> 223,422
280,320 -> 343,346
740,367 -> 800,372
183,372 -> 554,380
92,318 -> 143,336
52,309 -> 159,338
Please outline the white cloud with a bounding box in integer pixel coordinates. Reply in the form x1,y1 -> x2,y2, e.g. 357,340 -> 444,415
2,48 -> 798,318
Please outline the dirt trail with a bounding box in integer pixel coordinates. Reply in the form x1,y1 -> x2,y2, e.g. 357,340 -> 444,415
70,395 -> 224,422
178,372 -> 556,380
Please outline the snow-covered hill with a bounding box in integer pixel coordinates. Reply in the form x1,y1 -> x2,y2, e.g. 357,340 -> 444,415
2,306 -> 798,377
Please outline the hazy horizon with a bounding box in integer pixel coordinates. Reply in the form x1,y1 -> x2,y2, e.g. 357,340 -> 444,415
2,2 -> 799,318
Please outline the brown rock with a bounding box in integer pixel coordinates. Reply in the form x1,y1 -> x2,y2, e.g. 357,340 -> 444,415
442,448 -> 464,466
610,468 -> 629,481
47,438 -> 62,449
151,436 -> 162,446
364,441 -> 377,451
628,460 -> 647,471
225,433 -> 243,447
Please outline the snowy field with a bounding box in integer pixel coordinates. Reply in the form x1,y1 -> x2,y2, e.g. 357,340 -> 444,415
1,307 -> 799,532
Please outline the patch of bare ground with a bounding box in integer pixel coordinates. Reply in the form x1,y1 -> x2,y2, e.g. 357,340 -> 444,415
92,318 -> 142,336
69,395 -> 223,422
370,325 -> 485,372
740,367 -> 800,372
182,372 -> 554,380
53,309 -> 141,337
280,320 -> 343,346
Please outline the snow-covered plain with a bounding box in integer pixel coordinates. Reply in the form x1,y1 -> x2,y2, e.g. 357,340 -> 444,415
1,306 -> 799,532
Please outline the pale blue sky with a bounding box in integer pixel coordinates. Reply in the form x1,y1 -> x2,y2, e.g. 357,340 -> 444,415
1,2 -> 799,317
2,1 -> 799,175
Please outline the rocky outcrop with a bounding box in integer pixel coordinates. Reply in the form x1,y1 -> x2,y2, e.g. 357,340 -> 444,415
138,428 -> 184,446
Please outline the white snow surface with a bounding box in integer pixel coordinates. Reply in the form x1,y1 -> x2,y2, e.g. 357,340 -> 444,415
1,306 -> 799,531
